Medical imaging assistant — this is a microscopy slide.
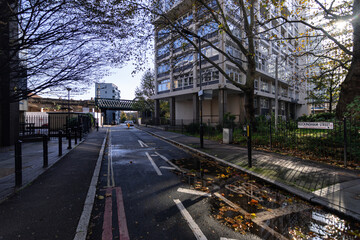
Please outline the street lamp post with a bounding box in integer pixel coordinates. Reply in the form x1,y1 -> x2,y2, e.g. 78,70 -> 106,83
181,29 -> 204,148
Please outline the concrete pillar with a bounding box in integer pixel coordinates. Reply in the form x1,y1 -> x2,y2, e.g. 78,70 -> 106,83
0,1 -> 20,147
154,99 -> 160,125
218,88 -> 227,125
192,93 -> 199,123
169,97 -> 175,126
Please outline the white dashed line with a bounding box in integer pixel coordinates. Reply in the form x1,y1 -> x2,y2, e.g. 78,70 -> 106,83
145,152 -> 162,176
177,188 -> 211,197
159,166 -> 176,170
173,199 -> 207,240
138,140 -> 149,148
155,152 -> 183,172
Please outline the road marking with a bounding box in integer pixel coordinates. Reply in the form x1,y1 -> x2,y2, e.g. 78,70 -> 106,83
177,188 -> 212,197
145,152 -> 162,176
116,187 -> 130,240
74,129 -> 108,240
155,152 -> 183,172
160,166 -> 176,170
101,187 -> 130,240
214,192 -> 247,215
102,188 -> 113,240
220,238 -> 238,240
138,140 -> 149,148
107,131 -> 115,187
173,199 -> 207,240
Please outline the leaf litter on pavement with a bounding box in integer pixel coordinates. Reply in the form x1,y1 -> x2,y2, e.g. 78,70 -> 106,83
171,156 -> 360,239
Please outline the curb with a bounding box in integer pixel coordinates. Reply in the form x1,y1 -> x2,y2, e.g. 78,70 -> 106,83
140,127 -> 360,222
73,129 -> 109,240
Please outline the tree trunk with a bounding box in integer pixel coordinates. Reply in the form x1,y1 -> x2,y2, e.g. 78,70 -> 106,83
336,0 -> 360,118
244,89 -> 255,123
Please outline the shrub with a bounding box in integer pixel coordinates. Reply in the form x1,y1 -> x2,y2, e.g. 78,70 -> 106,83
297,112 -> 335,122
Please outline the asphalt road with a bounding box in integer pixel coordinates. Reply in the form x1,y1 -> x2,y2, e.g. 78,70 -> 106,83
87,125 -> 261,240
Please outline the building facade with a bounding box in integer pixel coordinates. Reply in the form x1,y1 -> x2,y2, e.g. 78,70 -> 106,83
95,83 -> 121,125
152,0 -> 309,126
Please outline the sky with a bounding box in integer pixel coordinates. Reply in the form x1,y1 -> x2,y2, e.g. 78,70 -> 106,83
71,62 -> 151,101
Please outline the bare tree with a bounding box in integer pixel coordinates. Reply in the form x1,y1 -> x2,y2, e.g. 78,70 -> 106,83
0,0 -> 149,103
273,0 -> 358,118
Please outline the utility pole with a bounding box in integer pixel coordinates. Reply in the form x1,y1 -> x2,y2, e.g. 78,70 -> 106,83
275,57 -> 279,129
181,29 -> 204,148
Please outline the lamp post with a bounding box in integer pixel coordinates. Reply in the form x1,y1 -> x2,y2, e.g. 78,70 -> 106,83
181,29 -> 204,148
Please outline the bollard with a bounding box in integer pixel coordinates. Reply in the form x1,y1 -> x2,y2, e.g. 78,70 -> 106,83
247,124 -> 252,168
96,124 -> 99,132
79,125 -> 82,141
269,120 -> 272,149
58,130 -> 63,156
43,135 -> 48,168
344,117 -> 347,167
74,127 -> 78,145
15,140 -> 22,187
68,128 -> 72,149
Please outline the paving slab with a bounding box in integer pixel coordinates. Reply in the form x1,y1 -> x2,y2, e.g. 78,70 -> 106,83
0,137 -> 80,202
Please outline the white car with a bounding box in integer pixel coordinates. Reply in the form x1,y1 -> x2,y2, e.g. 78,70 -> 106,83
124,120 -> 134,126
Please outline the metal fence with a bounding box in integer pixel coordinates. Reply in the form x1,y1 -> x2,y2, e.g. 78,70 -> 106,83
19,113 -> 94,140
163,117 -> 360,164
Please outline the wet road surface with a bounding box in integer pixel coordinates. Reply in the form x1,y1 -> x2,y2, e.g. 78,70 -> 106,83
87,125 -> 260,240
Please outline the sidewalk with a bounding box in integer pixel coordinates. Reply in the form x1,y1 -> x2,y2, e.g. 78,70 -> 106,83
138,125 -> 360,222
0,128 -> 107,240
0,134 -> 84,202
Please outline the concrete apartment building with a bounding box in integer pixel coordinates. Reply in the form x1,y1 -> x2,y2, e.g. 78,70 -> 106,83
95,83 -> 121,125
152,0 -> 309,125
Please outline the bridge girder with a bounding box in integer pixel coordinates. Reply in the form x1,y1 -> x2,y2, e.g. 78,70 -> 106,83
95,98 -> 137,111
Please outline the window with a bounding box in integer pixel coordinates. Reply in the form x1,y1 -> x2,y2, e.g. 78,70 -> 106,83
255,50 -> 267,72
175,73 -> 193,87
260,80 -> 269,93
158,79 -> 170,92
200,68 -> 219,83
173,37 -> 193,50
157,62 -> 170,74
202,42 -> 219,57
254,79 -> 258,89
228,22 -> 241,39
281,87 -> 287,97
157,44 -> 170,58
260,98 -> 269,109
254,98 -> 258,108
226,45 -> 242,63
174,53 -> 193,67
174,77 -> 182,88
226,66 -> 243,84
197,21 -> 218,38
178,13 -> 193,26
157,28 -> 169,40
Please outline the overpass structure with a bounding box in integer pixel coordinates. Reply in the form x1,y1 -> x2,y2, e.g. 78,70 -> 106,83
95,98 -> 137,111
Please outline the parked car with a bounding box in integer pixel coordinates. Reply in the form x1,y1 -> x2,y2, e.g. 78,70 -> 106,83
124,120 -> 134,126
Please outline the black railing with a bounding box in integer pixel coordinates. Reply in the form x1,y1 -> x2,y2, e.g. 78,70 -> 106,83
19,113 -> 94,140
156,117 -> 360,165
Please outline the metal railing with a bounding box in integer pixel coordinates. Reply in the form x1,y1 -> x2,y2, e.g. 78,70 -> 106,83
157,117 -> 360,165
19,113 -> 93,140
